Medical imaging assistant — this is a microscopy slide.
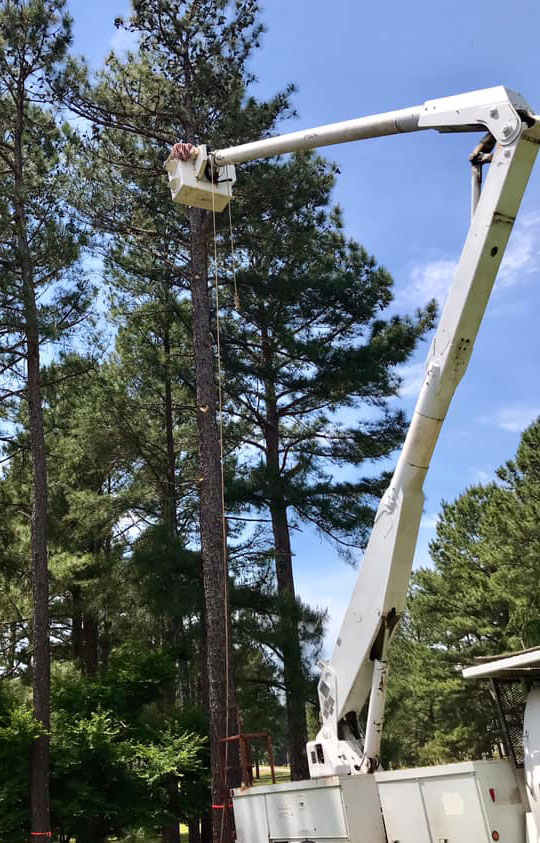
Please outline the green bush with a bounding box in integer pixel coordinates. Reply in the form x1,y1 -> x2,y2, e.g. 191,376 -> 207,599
0,657 -> 208,842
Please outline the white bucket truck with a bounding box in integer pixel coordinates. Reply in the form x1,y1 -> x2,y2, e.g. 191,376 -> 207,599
168,86 -> 540,843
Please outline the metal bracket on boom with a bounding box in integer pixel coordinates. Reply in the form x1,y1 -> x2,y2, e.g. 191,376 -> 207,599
469,133 -> 496,219
417,87 -> 530,144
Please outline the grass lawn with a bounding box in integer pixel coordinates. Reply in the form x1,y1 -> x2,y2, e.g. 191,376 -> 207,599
254,764 -> 290,786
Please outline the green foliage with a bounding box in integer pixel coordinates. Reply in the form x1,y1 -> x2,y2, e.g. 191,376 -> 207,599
130,526 -> 202,627
224,152 -> 436,554
50,706 -> 204,839
0,0 -> 92,388
384,416 -> 540,767
0,675 -> 209,842
51,709 -> 142,839
0,687 -> 42,841
48,656 -> 207,840
49,659 -> 207,840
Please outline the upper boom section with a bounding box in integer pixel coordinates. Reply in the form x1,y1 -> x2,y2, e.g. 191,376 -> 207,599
166,87 -> 535,213
212,86 -> 532,165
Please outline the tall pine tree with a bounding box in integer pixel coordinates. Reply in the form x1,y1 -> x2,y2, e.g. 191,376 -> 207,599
0,1 -> 90,832
59,3 -> 294,834
223,152 -> 436,777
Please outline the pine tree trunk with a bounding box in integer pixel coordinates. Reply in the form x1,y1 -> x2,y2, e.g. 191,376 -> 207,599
201,811 -> 213,843
162,815 -> 180,843
82,612 -> 99,676
268,497 -> 310,780
163,324 -> 178,535
26,308 -> 51,836
188,206 -> 239,842
262,329 -> 309,781
161,323 -> 182,843
198,610 -> 212,843
14,78 -> 51,835
71,586 -> 84,665
100,616 -> 112,671
188,818 -> 201,843
8,621 -> 17,673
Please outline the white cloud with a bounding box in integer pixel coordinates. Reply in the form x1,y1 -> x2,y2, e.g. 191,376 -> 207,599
398,210 -> 540,309
399,258 -> 457,307
471,467 -> 494,484
498,211 -> 540,288
479,403 -> 540,433
396,361 -> 425,399
493,403 -> 540,433
420,512 -> 438,530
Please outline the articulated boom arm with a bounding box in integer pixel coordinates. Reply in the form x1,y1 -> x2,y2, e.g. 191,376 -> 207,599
312,114 -> 540,778
167,86 -> 540,779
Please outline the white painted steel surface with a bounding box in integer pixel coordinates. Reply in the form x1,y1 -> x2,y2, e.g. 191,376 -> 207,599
527,811 -> 540,842
233,775 -> 385,843
362,656 -> 390,771
417,86 -> 532,144
375,778 -> 432,843
310,117 -> 540,776
233,761 -> 526,842
525,689 -> 540,837
213,105 -> 421,165
266,781 -> 348,840
463,647 -> 540,678
213,87 -> 531,166
377,759 -> 525,843
422,774 -> 494,840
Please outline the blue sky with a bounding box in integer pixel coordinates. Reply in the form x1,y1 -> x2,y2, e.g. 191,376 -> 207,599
68,0 -> 540,651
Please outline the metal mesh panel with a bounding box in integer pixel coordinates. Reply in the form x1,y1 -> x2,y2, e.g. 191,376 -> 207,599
492,677 -> 535,768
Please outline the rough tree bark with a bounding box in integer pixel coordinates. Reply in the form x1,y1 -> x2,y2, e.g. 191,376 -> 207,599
268,496 -> 310,780
262,327 -> 309,781
71,586 -> 84,665
82,613 -> 99,677
163,323 -> 178,535
162,322 -> 181,843
188,206 -> 240,843
198,603 -> 212,843
14,77 -> 51,836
